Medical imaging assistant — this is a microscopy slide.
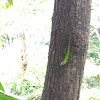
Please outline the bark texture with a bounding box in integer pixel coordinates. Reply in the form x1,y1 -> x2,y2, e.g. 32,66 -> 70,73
41,0 -> 91,100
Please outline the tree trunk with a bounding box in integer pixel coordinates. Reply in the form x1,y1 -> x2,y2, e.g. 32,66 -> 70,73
41,0 -> 91,100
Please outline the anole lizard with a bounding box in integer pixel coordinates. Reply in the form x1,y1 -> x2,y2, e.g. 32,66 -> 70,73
60,40 -> 71,66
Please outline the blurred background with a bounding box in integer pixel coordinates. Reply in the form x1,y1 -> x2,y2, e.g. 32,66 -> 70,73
0,0 -> 100,100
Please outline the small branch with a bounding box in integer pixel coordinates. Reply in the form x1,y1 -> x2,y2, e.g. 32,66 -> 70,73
89,42 -> 100,51
90,25 -> 100,42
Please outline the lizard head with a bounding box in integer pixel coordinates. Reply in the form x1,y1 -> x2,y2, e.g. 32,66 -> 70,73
60,61 -> 65,66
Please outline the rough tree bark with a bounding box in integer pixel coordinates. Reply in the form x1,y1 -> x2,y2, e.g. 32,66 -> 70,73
41,0 -> 91,100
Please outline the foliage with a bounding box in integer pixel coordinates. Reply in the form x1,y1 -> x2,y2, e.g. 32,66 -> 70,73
0,33 -> 26,49
81,73 -> 100,99
5,0 -> 13,9
0,0 -> 13,10
0,34 -> 11,48
10,79 -> 35,96
0,82 -> 5,92
9,64 -> 45,97
10,78 -> 42,99
82,74 -> 100,89
88,27 -> 100,65
0,92 -> 18,100
88,96 -> 98,100
0,82 -> 18,100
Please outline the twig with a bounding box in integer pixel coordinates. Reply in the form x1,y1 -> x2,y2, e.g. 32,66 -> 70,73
90,25 -> 100,42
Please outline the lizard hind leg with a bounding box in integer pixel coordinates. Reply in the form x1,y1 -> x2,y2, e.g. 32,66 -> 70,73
64,49 -> 67,54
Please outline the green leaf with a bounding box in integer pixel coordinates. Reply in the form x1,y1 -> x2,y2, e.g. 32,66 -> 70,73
0,82 -> 5,92
0,91 -> 18,100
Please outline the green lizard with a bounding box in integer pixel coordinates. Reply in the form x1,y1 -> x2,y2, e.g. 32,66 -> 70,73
60,40 -> 71,66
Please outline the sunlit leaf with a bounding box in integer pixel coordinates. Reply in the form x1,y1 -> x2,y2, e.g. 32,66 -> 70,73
0,82 -> 5,92
0,91 -> 18,100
